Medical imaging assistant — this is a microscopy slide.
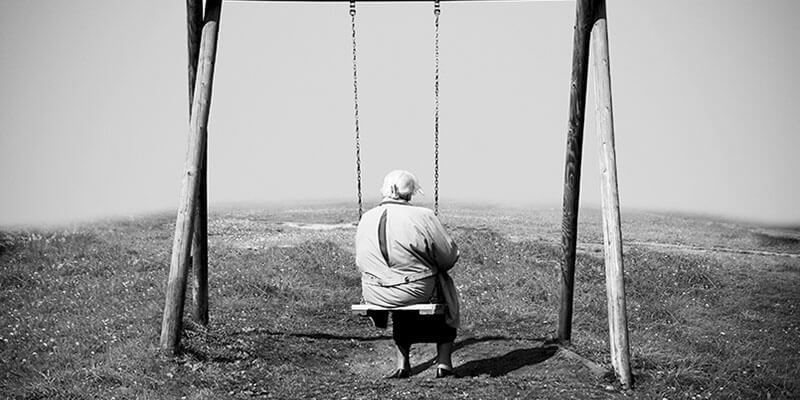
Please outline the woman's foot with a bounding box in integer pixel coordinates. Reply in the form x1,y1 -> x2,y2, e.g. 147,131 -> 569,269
435,366 -> 455,378
385,368 -> 411,379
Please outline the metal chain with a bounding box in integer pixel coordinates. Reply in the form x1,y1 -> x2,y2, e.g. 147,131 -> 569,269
350,1 -> 363,219
433,0 -> 441,216
351,1 -> 439,218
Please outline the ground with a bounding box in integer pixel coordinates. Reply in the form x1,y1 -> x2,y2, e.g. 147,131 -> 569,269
1,203 -> 798,399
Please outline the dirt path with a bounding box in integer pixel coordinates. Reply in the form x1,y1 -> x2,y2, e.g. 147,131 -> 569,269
570,240 -> 800,259
624,241 -> 800,258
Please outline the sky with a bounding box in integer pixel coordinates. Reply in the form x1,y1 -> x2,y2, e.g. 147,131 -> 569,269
0,0 -> 798,227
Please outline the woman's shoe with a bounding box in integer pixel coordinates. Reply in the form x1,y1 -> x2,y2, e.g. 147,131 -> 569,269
384,368 -> 411,379
435,367 -> 455,378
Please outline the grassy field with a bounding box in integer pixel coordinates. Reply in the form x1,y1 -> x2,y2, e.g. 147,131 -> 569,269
1,203 -> 798,399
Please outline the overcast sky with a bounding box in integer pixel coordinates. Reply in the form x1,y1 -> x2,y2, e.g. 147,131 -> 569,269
1,0 -> 798,226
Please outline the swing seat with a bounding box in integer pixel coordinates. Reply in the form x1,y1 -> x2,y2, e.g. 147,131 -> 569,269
351,303 -> 445,316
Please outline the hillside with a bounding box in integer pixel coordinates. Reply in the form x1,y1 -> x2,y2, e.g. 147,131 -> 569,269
1,204 -> 798,399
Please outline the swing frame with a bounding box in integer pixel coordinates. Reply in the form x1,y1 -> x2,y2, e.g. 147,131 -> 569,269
161,0 -> 632,389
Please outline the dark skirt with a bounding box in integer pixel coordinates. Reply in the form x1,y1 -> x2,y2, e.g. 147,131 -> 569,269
391,310 -> 457,345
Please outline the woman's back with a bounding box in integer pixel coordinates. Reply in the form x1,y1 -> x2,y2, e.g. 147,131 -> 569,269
356,201 -> 457,307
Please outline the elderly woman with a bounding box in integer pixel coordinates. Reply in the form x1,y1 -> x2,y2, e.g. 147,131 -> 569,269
355,170 -> 460,379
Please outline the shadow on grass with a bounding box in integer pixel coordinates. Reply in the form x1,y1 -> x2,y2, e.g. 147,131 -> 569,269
181,326 -> 394,363
454,345 -> 558,377
409,336 -> 557,377
225,327 -> 392,342
182,327 -> 557,376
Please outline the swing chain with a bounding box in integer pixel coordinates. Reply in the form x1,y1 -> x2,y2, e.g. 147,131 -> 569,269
350,0 -> 363,219
433,0 -> 441,216
351,0 -> 440,218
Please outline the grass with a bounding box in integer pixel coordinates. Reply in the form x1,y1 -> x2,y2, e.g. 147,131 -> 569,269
1,203 -> 798,399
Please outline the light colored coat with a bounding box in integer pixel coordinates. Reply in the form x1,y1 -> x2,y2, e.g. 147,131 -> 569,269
355,200 -> 460,327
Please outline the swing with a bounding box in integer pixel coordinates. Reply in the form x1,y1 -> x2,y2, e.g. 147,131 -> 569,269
349,0 -> 445,317
352,303 -> 445,315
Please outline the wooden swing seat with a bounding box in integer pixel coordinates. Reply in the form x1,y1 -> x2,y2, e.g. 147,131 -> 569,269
351,303 -> 445,316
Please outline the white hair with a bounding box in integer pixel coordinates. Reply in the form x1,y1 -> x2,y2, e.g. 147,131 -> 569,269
380,170 -> 423,200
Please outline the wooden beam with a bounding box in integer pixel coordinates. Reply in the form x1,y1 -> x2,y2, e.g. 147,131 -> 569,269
186,0 -> 210,328
190,0 -> 214,328
590,0 -> 632,389
557,0 -> 594,344
191,168 -> 209,326
227,0 -> 574,3
161,0 -> 223,355
186,0 -> 203,112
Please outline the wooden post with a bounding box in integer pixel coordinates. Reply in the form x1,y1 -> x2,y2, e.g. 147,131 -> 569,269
590,0 -> 633,389
558,0 -> 594,344
189,0 -> 210,327
161,0 -> 222,354
191,167 -> 209,324
186,0 -> 203,112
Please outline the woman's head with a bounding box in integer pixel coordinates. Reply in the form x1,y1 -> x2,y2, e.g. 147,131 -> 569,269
380,170 -> 422,201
